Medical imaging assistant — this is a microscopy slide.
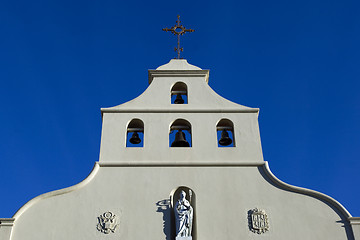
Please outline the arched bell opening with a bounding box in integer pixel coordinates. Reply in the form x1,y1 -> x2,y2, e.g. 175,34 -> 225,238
171,82 -> 188,104
126,119 -> 144,147
216,119 -> 235,147
170,186 -> 196,240
169,119 -> 192,147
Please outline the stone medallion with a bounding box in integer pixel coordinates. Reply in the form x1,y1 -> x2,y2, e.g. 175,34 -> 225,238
248,208 -> 269,234
97,211 -> 119,234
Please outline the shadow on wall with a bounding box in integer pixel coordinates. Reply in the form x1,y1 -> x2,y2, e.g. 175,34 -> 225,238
156,199 -> 175,240
257,165 -> 355,240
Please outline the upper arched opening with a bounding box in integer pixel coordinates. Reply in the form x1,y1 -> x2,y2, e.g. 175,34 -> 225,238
126,119 -> 144,147
171,82 -> 188,104
216,118 -> 235,147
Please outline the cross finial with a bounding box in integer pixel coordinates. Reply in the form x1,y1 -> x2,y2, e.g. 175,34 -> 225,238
162,15 -> 194,59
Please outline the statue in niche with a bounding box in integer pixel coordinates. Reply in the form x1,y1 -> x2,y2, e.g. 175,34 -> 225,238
174,190 -> 193,238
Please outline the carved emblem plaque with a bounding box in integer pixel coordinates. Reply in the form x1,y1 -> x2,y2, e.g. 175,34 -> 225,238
97,211 -> 119,234
248,208 -> 269,234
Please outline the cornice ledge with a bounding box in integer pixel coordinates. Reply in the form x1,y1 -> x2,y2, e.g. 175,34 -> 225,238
262,161 -> 352,218
0,218 -> 15,226
349,217 -> 360,225
12,163 -> 100,219
98,161 -> 265,167
148,70 -> 210,84
100,108 -> 260,113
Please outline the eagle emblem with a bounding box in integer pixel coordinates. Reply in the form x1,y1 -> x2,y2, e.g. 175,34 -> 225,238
97,211 -> 119,234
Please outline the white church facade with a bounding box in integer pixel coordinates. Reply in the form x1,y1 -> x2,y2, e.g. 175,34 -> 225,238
0,59 -> 359,240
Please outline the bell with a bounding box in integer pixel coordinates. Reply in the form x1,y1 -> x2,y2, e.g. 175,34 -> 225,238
129,131 -> 141,144
174,94 -> 184,104
218,130 -> 232,146
171,130 -> 190,147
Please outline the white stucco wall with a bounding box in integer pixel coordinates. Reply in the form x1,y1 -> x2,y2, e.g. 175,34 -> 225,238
8,164 -> 354,240
1,59 -> 357,240
99,112 -> 262,163
100,59 -> 262,164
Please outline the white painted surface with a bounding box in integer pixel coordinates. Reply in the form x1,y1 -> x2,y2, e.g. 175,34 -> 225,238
0,219 -> 14,240
176,237 -> 192,240
156,59 -> 201,70
9,165 -> 354,240
2,59 -> 357,240
350,218 -> 360,240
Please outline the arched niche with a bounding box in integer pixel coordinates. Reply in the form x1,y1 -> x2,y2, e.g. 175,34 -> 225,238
170,186 -> 196,240
216,118 -> 235,147
171,82 -> 188,104
126,119 -> 144,147
169,119 -> 192,147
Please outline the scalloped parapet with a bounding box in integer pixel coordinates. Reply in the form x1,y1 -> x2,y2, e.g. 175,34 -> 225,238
99,59 -> 263,164
102,59 -> 255,112
7,161 -> 358,240
156,59 -> 202,70
3,59 -> 358,240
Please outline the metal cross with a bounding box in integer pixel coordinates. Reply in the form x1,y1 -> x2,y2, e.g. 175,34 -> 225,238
162,15 -> 194,59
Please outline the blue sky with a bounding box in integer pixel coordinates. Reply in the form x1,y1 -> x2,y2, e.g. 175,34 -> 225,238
0,0 -> 359,218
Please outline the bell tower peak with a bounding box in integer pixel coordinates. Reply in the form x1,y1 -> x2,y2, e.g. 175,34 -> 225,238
149,59 -> 209,84
100,56 -> 261,164
156,59 -> 202,70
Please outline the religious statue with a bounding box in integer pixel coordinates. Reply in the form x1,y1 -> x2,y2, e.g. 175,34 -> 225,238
174,190 -> 193,238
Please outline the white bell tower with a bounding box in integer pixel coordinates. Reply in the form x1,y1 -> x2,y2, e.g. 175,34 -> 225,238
100,59 -> 263,165
1,57 -> 359,240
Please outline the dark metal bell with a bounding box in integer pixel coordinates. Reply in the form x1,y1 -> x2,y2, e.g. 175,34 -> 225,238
219,130 -> 232,146
174,94 -> 184,104
171,130 -> 190,147
129,131 -> 141,144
